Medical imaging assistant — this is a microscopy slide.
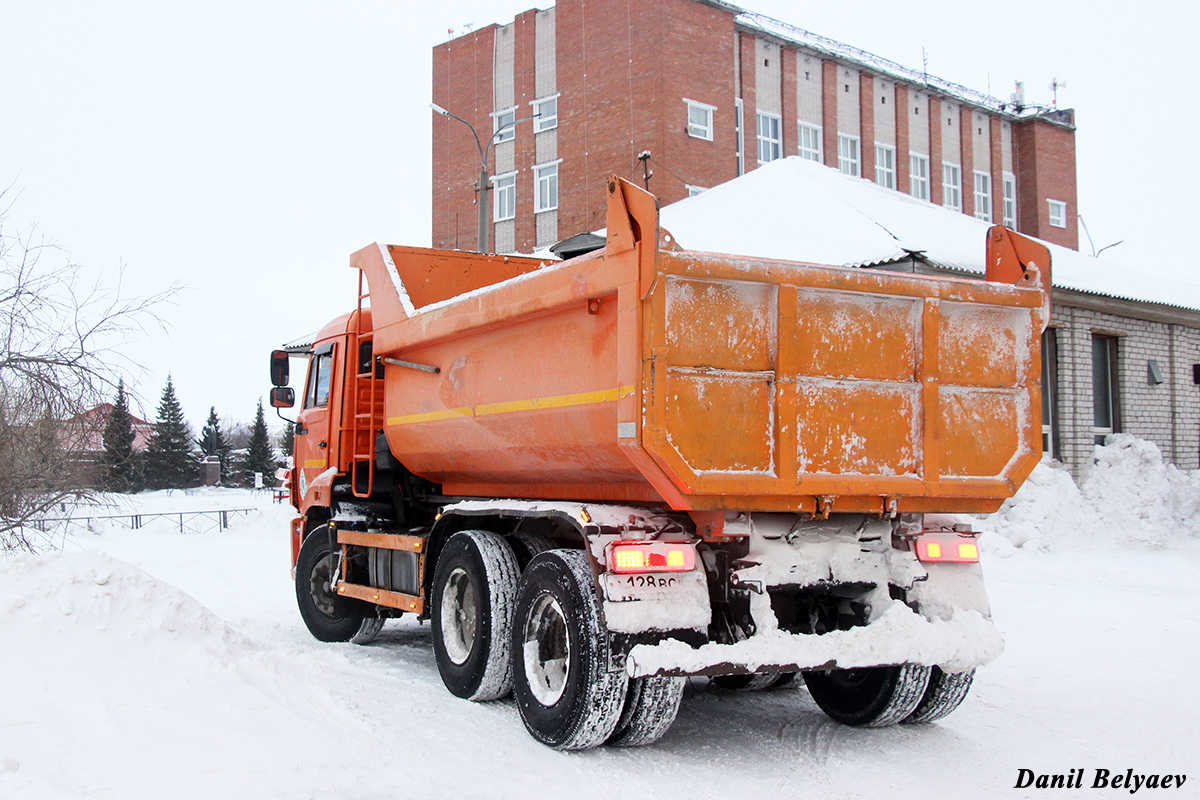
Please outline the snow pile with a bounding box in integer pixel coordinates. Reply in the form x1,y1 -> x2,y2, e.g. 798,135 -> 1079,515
982,435 -> 1200,552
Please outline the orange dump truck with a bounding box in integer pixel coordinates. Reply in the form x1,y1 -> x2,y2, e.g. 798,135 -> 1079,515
269,177 -> 1050,750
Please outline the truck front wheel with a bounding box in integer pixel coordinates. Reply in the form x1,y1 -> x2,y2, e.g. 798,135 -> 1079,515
512,550 -> 628,750
295,526 -> 369,643
803,664 -> 931,727
431,531 -> 520,701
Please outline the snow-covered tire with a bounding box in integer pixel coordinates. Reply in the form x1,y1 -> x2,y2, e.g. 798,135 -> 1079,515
295,527 -> 368,643
350,615 -> 386,645
607,676 -> 686,747
712,672 -> 783,691
508,532 -> 555,572
431,531 -> 520,701
902,667 -> 974,724
512,549 -> 628,751
803,664 -> 932,728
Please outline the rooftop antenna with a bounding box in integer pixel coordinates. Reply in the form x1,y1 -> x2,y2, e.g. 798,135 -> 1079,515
921,46 -> 929,83
638,150 -> 653,190
1049,77 -> 1066,107
1011,80 -> 1026,111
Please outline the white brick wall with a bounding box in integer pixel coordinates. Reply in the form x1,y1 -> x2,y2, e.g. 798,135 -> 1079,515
1049,303 -> 1200,477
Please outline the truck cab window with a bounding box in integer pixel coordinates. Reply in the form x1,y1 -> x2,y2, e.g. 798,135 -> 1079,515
304,351 -> 333,409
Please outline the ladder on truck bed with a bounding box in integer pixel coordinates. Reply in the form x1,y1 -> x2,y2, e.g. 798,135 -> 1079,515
346,268 -> 383,499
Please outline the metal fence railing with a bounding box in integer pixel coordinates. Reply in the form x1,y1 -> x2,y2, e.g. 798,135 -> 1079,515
28,508 -> 257,536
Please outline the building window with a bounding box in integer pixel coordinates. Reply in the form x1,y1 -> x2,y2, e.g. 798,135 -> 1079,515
493,107 -> 516,144
685,99 -> 715,141
1041,329 -> 1060,460
492,172 -> 516,221
531,95 -> 558,133
1002,172 -> 1017,227
973,171 -> 992,222
686,185 -> 708,197
837,134 -> 860,177
1048,199 -> 1067,228
1092,335 -> 1120,446
875,145 -> 896,189
798,123 -> 822,162
757,112 -> 782,165
942,163 -> 961,210
910,154 -> 930,201
534,162 -> 558,213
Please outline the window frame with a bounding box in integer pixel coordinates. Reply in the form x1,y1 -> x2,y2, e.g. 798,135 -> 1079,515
756,112 -> 782,166
530,94 -> 559,133
874,144 -> 896,189
973,170 -> 992,222
837,133 -> 860,177
1002,172 -> 1017,227
1048,199 -> 1067,229
304,345 -> 334,410
1091,334 -> 1121,446
533,161 -> 560,213
1041,329 -> 1061,460
684,98 -> 715,141
942,162 -> 962,210
491,171 -> 517,222
797,122 -> 822,162
686,185 -> 708,197
909,153 -> 930,201
492,107 -> 517,144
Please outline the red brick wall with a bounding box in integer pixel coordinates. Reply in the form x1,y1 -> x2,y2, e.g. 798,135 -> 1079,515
859,73 -> 874,182
781,48 -> 796,158
895,84 -> 910,195
928,96 -> 943,205
431,25 -> 496,251
1014,116 -> 1079,249
821,61 -> 837,169
959,105 -> 974,218
990,117 -> 1005,224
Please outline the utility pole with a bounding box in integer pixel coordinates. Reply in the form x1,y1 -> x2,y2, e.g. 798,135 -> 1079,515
431,102 -> 530,254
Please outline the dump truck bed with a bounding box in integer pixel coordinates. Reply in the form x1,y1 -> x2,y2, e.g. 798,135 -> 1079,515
354,178 -> 1048,526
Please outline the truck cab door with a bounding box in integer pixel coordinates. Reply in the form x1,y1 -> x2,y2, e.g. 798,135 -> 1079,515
294,341 -> 339,501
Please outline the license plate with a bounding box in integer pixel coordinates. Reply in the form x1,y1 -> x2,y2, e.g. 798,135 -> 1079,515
601,570 -> 705,602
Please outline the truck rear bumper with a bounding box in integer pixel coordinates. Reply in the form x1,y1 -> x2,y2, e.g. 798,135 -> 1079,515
624,600 -> 1003,678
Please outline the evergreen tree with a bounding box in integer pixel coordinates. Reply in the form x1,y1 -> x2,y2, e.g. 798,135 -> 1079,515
277,419 -> 295,459
100,379 -> 142,492
196,406 -> 233,482
240,399 -> 277,487
143,376 -> 198,490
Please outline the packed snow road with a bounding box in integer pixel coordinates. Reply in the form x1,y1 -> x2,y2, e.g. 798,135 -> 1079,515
2,440 -> 1198,799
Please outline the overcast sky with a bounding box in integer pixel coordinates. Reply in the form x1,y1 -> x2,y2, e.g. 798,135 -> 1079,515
2,0 -> 1194,432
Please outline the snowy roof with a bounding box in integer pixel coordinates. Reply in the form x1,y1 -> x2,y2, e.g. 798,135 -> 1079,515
658,157 -> 1200,314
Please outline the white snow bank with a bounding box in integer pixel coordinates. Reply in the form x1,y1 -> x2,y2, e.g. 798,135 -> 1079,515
627,601 -> 1003,677
981,435 -> 1200,552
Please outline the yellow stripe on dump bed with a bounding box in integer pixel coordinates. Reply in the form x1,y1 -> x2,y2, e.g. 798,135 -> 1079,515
388,386 -> 634,427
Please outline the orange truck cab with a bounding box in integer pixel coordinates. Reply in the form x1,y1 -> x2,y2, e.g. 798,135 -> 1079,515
270,177 -> 1050,750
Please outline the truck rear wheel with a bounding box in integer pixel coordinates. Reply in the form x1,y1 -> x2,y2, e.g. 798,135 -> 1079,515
295,526 -> 369,643
431,531 -> 520,701
512,550 -> 627,750
902,667 -> 974,724
803,664 -> 931,727
606,676 -> 686,747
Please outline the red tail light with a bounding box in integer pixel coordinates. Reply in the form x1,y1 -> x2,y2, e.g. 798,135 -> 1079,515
608,541 -> 696,574
914,534 -> 980,563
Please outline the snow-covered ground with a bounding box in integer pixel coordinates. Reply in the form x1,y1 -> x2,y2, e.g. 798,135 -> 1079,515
2,436 -> 1198,799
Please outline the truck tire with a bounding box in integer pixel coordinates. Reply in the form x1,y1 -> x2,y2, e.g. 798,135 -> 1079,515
431,531 -> 520,701
902,667 -> 974,724
295,526 -> 369,643
508,532 -> 555,572
712,672 -> 783,691
803,664 -> 932,727
606,676 -> 686,747
512,549 -> 628,750
350,615 -> 385,645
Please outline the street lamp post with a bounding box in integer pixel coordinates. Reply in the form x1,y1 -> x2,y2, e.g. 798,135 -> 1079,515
430,102 -> 525,254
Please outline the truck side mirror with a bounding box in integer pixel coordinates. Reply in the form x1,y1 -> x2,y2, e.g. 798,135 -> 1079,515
270,386 -> 295,409
270,350 -> 290,387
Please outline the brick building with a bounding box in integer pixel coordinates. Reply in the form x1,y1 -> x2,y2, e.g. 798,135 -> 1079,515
431,0 -> 1078,255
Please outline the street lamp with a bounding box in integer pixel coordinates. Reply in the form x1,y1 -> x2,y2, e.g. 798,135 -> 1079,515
431,102 -> 528,254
